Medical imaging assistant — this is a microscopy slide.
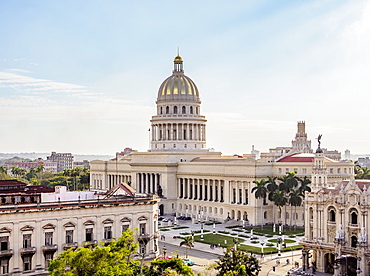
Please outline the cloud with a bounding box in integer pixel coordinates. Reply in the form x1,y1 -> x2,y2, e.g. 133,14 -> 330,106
0,71 -> 89,95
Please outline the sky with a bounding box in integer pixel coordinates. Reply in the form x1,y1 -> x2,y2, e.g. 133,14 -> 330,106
0,0 -> 369,156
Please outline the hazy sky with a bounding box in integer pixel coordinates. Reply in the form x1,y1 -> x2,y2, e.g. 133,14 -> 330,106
1,0 -> 369,156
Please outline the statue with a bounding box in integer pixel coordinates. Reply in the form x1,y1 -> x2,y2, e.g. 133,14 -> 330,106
359,226 -> 367,243
317,134 -> 322,148
157,183 -> 163,198
335,224 -> 345,240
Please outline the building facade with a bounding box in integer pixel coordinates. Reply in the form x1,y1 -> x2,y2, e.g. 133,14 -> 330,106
301,177 -> 370,276
0,181 -> 159,275
46,152 -> 73,172
90,55 -> 354,228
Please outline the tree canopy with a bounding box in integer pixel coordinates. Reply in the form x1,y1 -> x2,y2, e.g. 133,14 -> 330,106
215,247 -> 261,276
48,229 -> 140,276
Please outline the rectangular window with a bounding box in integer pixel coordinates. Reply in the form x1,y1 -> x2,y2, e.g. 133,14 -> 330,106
45,232 -> 53,246
66,230 -> 73,244
294,168 -> 298,173
23,256 -> 32,271
0,236 -> 9,251
45,252 -> 54,268
140,223 -> 146,235
278,168 -> 282,174
238,189 -> 242,204
233,188 -> 236,203
23,234 -> 31,248
122,225 -> 129,234
104,226 -> 112,240
245,189 -> 249,205
302,168 -> 307,174
1,259 -> 9,274
286,168 -> 289,172
337,168 -> 341,174
330,168 -> 333,174
85,228 -> 93,242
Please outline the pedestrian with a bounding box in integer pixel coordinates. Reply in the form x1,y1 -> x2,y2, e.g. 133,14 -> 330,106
163,235 -> 166,241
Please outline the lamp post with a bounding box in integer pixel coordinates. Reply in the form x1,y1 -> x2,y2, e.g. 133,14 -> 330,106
163,245 -> 167,259
260,242 -> 265,259
201,220 -> 204,241
213,219 -> 216,234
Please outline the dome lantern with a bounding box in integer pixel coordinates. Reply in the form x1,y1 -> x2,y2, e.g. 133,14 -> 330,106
157,55 -> 200,102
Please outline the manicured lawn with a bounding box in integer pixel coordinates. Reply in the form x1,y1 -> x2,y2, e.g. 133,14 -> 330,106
267,238 -> 296,244
245,226 -> 304,236
194,234 -> 244,246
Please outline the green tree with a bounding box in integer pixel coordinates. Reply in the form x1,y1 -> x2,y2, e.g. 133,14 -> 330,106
145,258 -> 194,276
215,247 -> 261,276
266,176 -> 278,225
288,189 -> 303,228
0,166 -> 7,174
356,166 -> 370,179
179,236 -> 194,258
48,229 -> 139,276
297,176 -> 311,194
272,189 -> 287,224
252,178 -> 268,229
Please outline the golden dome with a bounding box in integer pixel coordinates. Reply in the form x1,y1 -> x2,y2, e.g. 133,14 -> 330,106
174,55 -> 183,62
157,56 -> 200,102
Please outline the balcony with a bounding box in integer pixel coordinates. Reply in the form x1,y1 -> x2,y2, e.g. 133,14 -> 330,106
20,246 -> 36,255
0,249 -> 13,257
42,244 -> 58,252
349,223 -> 359,228
327,220 -> 336,226
63,242 -> 78,249
83,240 -> 98,247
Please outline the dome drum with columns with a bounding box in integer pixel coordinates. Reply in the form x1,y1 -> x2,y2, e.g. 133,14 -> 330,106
150,55 -> 207,152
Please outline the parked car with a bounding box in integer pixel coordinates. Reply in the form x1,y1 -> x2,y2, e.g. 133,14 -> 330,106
163,218 -> 169,222
158,216 -> 164,221
184,217 -> 191,220
182,258 -> 195,266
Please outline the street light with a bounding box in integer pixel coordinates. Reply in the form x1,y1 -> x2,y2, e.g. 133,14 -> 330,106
213,219 -> 216,234
260,242 -> 265,259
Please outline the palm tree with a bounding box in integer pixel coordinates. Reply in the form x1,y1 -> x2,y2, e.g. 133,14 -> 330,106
297,176 -> 311,194
272,189 -> 287,225
179,236 -> 194,258
266,176 -> 278,226
289,189 -> 303,228
252,178 -> 268,229
11,166 -> 20,178
0,166 -> 7,174
36,164 -> 44,181
357,166 -> 370,179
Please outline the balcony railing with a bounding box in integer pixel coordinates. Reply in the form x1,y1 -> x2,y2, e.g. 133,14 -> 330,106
83,240 -> 98,247
327,220 -> 336,226
349,223 -> 359,228
0,249 -> 13,257
20,246 -> 36,255
63,242 -> 78,249
42,244 -> 58,251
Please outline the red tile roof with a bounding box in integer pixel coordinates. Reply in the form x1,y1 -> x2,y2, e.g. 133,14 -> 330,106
277,153 -> 336,163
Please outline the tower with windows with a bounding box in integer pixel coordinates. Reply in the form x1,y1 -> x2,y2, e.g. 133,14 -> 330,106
150,55 -> 207,151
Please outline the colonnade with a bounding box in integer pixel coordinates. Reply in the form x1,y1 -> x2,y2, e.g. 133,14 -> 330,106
136,173 -> 161,194
229,180 -> 250,205
106,174 -> 132,190
151,123 -> 206,141
177,178 -> 224,202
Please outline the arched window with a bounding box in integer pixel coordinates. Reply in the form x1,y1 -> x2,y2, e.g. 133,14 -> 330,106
166,106 -> 169,114
174,106 -> 178,114
190,106 -> 193,114
328,208 -> 336,222
182,106 -> 186,114
350,209 -> 358,225
264,211 -> 267,219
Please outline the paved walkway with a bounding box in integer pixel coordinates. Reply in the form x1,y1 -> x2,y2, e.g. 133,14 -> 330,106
158,216 -> 333,276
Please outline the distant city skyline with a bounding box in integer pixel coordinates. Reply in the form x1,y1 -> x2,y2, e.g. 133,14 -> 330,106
1,1 -> 369,155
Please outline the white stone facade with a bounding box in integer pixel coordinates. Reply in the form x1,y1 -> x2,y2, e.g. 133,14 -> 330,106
90,55 -> 355,230
0,194 -> 159,275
